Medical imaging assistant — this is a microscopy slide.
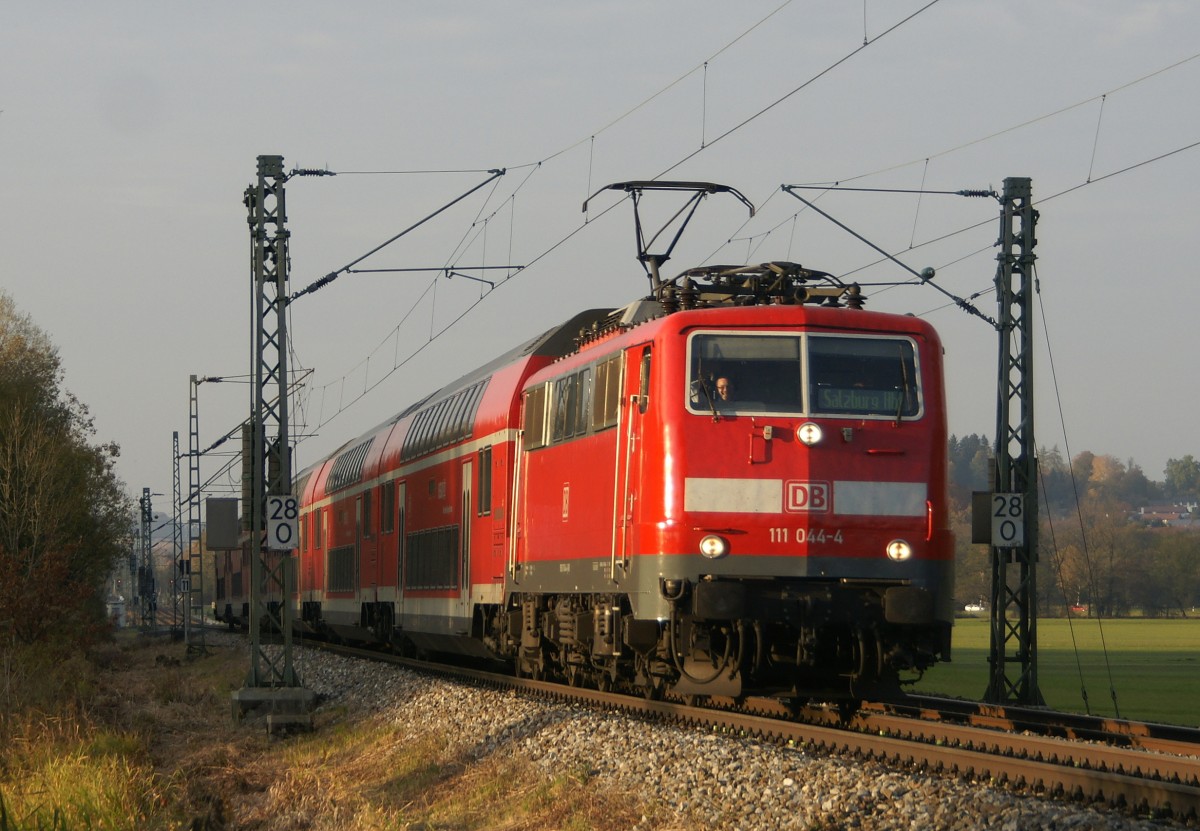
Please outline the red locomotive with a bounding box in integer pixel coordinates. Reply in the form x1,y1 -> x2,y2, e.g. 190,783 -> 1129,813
215,253 -> 954,701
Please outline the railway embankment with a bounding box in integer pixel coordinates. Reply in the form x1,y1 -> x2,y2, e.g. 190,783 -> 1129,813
2,630 -> 1192,830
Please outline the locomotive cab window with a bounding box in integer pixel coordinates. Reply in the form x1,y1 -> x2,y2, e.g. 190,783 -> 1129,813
808,335 -> 921,418
686,331 -> 921,419
687,333 -> 802,414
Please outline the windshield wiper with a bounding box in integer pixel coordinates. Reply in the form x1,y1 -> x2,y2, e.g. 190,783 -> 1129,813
896,348 -> 911,426
693,378 -> 721,422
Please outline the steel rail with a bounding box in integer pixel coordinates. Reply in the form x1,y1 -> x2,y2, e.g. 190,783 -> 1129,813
886,694 -> 1200,757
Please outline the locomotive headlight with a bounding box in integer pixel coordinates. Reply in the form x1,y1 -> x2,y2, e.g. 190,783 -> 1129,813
885,539 -> 913,562
699,534 -> 729,559
797,422 -> 823,446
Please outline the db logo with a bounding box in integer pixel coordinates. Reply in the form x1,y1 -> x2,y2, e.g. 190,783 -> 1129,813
785,481 -> 830,513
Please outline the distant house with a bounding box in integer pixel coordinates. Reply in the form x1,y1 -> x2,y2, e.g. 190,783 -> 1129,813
1135,503 -> 1200,529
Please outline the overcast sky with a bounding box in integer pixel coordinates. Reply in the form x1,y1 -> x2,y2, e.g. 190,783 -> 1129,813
3,1 -> 1198,511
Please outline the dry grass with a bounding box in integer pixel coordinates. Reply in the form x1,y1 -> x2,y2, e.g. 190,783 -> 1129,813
1,633 -> 675,830
218,705 -> 656,830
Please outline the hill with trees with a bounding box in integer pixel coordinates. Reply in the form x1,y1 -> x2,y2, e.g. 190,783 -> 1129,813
948,435 -> 1200,617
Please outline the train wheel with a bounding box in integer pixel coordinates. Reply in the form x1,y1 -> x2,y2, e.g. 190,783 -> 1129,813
518,648 -> 545,681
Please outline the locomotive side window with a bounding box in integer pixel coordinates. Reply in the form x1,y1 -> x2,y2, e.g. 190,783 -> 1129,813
550,368 -> 595,443
529,354 -> 622,450
808,335 -> 921,418
574,367 -> 593,436
592,355 -> 622,430
638,349 -> 651,414
523,384 -> 548,449
551,375 -> 573,442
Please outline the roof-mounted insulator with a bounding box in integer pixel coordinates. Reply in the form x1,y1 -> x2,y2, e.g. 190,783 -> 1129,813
845,284 -> 865,310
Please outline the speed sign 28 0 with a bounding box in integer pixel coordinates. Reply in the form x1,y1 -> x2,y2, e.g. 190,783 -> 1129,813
266,494 -> 299,550
991,493 -> 1025,547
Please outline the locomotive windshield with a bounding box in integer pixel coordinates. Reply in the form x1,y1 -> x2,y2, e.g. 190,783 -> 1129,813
687,332 -> 921,418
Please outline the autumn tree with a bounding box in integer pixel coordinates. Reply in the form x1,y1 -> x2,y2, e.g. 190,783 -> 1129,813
947,433 -> 990,507
1164,456 -> 1200,502
0,291 -> 131,645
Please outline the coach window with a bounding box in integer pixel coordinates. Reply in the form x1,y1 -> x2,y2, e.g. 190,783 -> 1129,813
478,445 -> 493,516
431,399 -> 452,449
381,481 -> 395,534
431,399 -> 451,447
363,489 -> 373,539
446,391 -> 468,442
411,409 -> 433,456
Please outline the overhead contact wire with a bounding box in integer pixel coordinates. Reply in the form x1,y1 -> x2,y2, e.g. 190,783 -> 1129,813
656,0 -> 944,179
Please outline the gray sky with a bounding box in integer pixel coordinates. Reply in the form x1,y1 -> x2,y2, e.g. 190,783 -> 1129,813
3,1 -> 1198,508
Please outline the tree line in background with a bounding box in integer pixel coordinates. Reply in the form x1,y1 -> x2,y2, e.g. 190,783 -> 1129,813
0,291 -> 132,654
949,434 -> 1200,617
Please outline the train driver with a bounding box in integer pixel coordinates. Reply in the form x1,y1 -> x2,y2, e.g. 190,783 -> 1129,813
715,377 -> 734,402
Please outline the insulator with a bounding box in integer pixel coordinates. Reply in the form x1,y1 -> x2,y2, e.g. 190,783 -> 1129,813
845,284 -> 865,310
659,287 -> 679,315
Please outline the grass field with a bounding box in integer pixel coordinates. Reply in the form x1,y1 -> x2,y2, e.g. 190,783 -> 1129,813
911,617 -> 1200,726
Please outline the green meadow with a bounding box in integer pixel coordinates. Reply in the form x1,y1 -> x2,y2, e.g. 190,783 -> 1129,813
912,617 -> 1200,726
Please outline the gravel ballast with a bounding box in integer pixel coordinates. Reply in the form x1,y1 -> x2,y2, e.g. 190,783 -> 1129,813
261,638 -> 1191,831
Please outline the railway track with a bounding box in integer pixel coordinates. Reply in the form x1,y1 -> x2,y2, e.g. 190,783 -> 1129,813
304,639 -> 1200,821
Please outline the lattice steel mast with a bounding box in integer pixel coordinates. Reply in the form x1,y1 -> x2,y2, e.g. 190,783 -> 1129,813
186,377 -> 206,654
244,154 -> 299,688
138,487 -> 155,627
172,432 -> 184,637
984,177 -> 1045,706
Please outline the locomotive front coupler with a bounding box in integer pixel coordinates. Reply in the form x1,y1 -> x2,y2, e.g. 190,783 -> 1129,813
659,577 -> 688,602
